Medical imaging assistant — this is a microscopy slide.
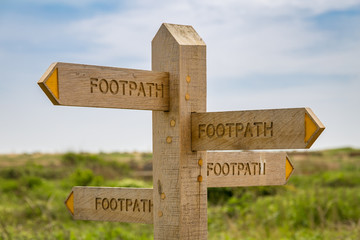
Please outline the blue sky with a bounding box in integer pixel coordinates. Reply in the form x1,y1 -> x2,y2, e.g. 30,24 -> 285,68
1,0 -> 360,153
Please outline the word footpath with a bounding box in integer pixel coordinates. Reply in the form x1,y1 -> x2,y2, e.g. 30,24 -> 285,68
90,78 -> 165,98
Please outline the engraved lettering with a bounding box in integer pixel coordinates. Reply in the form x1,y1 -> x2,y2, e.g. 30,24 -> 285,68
226,123 -> 234,137
244,163 -> 251,175
118,198 -> 124,211
99,79 -> 109,94
214,163 -> 221,176
126,199 -> 133,211
95,197 -> 101,210
216,123 -> 225,137
133,199 -> 140,212
129,81 -> 137,96
207,162 -> 213,176
202,123 -> 256,138
95,197 -> 152,212
259,162 -> 262,175
262,162 -> 266,175
146,83 -> 154,97
244,123 -> 253,137
238,163 -> 244,175
141,199 -> 147,212
254,122 -> 263,137
201,122 -> 274,138
236,123 -> 243,137
230,163 -> 237,175
102,198 -> 109,210
222,163 -> 230,176
110,198 -> 117,210
265,122 -> 273,137
155,83 -> 163,98
119,80 -> 128,95
90,78 -> 98,93
252,162 -> 258,174
109,80 -> 119,94
149,200 -> 153,213
206,124 -> 215,138
264,162 -> 266,175
208,161 -> 267,177
138,82 -> 146,97
90,78 -> 165,99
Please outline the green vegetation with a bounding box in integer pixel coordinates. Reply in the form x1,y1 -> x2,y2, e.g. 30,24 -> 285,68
1,149 -> 360,239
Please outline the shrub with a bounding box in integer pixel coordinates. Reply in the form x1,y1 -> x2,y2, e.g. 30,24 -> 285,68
70,168 -> 104,186
0,179 -> 20,192
0,168 -> 22,179
20,176 -> 42,189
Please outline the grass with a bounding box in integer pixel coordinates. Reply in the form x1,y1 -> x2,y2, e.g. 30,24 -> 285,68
0,149 -> 360,239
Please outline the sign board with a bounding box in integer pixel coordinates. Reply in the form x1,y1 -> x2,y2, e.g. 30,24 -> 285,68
65,187 -> 153,224
207,152 -> 294,188
192,108 -> 325,151
38,62 -> 169,111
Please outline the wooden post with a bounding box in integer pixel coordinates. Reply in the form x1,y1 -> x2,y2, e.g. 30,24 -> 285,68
152,23 -> 207,239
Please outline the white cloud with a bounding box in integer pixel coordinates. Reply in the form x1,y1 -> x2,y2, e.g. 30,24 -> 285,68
62,0 -> 360,76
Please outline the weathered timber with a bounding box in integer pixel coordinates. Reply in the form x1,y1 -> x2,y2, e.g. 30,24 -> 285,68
38,62 -> 169,111
152,23 -> 207,240
65,187 -> 153,224
207,152 -> 294,188
192,108 -> 325,150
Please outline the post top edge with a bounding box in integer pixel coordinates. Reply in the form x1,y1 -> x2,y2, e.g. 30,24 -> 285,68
155,23 -> 206,46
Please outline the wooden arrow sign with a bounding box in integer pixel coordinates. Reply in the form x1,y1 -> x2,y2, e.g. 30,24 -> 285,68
65,187 -> 153,224
38,62 -> 169,111
192,108 -> 325,151
207,152 -> 294,188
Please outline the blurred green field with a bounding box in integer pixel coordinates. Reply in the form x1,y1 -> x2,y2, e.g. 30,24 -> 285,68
0,148 -> 359,240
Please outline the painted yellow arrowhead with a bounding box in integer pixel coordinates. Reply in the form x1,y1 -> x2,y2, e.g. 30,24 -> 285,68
285,157 -> 294,181
38,63 -> 60,105
45,67 -> 59,99
304,108 -> 325,148
65,191 -> 74,216
305,112 -> 317,142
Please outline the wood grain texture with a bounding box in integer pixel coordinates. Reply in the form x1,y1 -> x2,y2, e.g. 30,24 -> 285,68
38,62 -> 169,111
207,152 -> 293,188
71,187 -> 153,224
152,23 -> 207,240
192,108 -> 325,150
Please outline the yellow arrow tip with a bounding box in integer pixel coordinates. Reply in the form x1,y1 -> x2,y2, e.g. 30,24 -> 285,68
305,113 -> 317,142
285,157 -> 294,181
45,68 -> 59,99
38,63 -> 60,105
65,191 -> 74,215
305,108 -> 325,148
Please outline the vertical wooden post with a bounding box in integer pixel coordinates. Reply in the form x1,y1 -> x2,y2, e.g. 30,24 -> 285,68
152,23 -> 207,239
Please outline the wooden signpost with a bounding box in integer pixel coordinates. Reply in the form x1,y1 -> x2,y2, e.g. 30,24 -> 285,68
38,62 -> 169,110
38,23 -> 325,240
65,187 -> 153,224
192,108 -> 324,151
207,152 -> 294,188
